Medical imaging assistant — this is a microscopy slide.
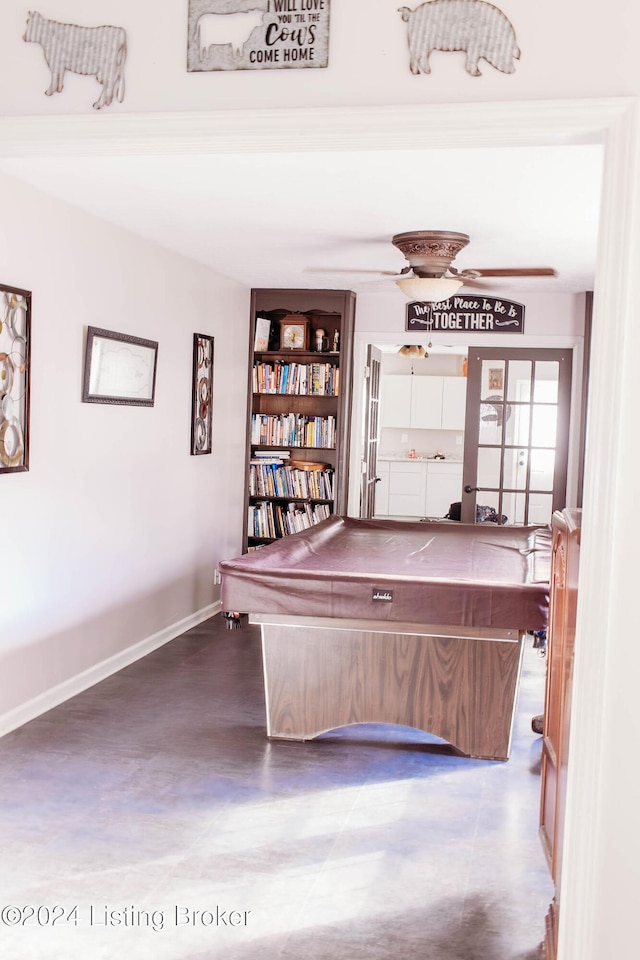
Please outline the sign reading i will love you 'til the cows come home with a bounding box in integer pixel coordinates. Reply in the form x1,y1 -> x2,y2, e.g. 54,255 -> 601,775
187,0 -> 330,71
406,297 -> 525,334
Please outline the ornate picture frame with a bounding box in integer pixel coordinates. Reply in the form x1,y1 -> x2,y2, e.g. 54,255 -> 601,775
82,326 -> 158,406
191,333 -> 214,455
0,283 -> 32,474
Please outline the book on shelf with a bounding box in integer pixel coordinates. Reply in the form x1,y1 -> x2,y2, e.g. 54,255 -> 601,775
254,317 -> 271,352
248,500 -> 332,540
249,461 -> 335,499
253,449 -> 290,458
251,414 -> 336,448
252,361 -> 339,396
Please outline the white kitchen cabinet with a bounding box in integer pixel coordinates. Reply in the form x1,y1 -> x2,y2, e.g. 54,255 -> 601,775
374,459 -> 390,515
424,461 -> 463,518
380,374 -> 467,431
441,377 -> 467,430
409,376 -> 444,429
379,375 -> 412,428
387,460 -> 427,518
376,459 -> 462,519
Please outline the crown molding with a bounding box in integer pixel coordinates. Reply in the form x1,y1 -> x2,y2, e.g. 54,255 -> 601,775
0,97 -> 633,157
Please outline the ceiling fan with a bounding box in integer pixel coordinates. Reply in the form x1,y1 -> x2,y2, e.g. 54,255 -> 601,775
310,230 -> 557,293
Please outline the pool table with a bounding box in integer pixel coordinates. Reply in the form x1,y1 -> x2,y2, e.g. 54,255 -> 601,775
220,516 -> 551,760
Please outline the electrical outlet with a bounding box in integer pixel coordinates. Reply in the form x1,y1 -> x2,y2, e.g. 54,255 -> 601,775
214,569 -> 221,586
456,435 -> 463,445
401,434 -> 408,443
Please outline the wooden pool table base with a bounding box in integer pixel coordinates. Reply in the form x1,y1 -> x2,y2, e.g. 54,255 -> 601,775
254,614 -> 525,761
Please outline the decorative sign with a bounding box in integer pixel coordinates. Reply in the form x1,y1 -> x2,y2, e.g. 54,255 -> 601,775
406,296 -> 525,334
187,0 -> 330,72
23,12 -> 127,110
398,0 -> 520,77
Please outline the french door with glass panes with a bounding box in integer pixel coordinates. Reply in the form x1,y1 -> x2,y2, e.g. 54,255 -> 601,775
461,348 -> 572,525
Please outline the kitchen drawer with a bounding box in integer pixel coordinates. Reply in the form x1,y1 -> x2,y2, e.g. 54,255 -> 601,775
388,493 -> 424,517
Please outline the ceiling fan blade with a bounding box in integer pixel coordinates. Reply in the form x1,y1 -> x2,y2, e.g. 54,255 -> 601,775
304,267 -> 402,277
460,267 -> 557,279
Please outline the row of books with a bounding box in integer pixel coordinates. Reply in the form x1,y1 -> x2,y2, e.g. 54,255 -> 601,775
248,501 -> 332,540
252,361 -> 339,396
249,460 -> 335,500
251,414 -> 336,449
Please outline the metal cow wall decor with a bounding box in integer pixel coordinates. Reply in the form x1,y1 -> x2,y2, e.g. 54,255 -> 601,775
398,0 -> 520,76
23,11 -> 127,109
187,0 -> 331,72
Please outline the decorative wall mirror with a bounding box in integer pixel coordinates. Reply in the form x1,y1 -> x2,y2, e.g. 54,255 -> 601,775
0,283 -> 31,474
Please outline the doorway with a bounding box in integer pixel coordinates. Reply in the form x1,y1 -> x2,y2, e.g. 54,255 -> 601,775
462,348 -> 573,525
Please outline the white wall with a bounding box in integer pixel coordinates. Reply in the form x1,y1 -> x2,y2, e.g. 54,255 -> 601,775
0,1 -> 637,115
0,171 -> 249,729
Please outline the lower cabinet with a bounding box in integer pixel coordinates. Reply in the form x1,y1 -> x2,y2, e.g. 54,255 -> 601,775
387,461 -> 427,517
375,459 -> 462,519
425,461 -> 463,518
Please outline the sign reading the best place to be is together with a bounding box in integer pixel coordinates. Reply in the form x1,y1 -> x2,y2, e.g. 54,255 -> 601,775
406,296 -> 525,334
187,0 -> 330,72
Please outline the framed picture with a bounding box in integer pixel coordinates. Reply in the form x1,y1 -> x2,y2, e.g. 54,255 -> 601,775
82,327 -> 158,406
0,283 -> 31,474
191,333 -> 214,455
279,316 -> 309,351
488,367 -> 504,391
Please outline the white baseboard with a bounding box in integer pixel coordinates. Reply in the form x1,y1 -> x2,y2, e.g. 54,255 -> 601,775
0,601 -> 221,739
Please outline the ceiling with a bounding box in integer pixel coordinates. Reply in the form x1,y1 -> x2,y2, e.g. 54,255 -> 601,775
0,143 -> 603,296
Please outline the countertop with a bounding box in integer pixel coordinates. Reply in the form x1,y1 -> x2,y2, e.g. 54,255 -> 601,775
378,455 -> 463,463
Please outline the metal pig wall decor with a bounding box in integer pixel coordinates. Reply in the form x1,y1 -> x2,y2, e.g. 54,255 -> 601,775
187,0 -> 331,72
398,0 -> 520,76
23,11 -> 127,109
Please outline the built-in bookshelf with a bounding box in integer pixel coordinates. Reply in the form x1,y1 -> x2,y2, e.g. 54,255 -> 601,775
244,289 -> 355,551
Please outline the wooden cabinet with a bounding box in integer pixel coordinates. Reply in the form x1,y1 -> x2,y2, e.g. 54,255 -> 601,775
380,374 -> 467,431
540,508 -> 581,960
245,289 -> 355,551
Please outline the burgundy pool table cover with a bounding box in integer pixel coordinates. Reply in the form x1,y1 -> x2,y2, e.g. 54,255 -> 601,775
220,516 -> 551,631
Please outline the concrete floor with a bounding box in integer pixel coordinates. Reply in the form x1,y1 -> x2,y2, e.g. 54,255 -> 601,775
0,614 -> 552,959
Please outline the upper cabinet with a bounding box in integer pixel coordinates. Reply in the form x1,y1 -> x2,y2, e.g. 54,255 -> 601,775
441,377 -> 467,430
380,374 -> 467,431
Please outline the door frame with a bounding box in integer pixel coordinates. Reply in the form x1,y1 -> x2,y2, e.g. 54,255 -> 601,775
348,332 -> 584,520
3,98 -> 638,960
461,346 -> 573,525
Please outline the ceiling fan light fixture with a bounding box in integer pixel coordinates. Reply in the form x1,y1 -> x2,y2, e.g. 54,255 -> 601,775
394,276 -> 464,302
398,345 -> 427,358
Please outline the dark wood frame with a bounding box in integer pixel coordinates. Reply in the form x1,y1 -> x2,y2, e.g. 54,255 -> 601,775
0,282 -> 32,474
190,332 -> 214,455
82,326 -> 158,407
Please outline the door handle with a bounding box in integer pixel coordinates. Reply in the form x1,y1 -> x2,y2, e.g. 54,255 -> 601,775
464,485 -> 479,493
374,476 -> 382,483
